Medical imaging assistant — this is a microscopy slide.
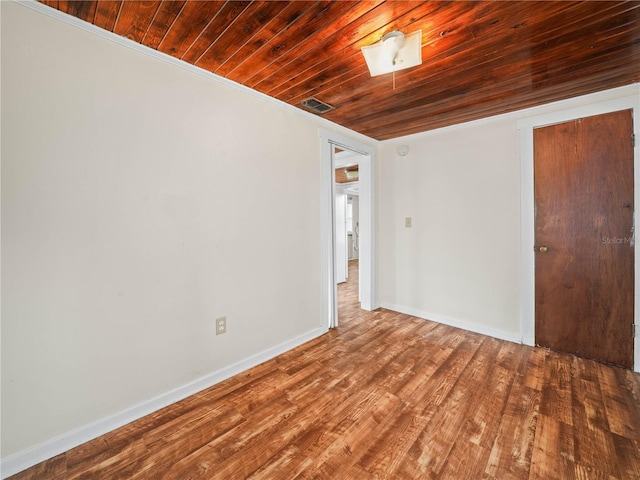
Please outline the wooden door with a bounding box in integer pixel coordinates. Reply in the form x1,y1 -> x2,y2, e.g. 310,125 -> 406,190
534,109 -> 634,368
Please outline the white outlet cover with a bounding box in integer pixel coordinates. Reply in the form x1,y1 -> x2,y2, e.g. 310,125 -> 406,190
216,316 -> 227,335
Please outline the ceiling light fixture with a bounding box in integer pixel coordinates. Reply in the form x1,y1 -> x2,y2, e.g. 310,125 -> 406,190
361,30 -> 422,88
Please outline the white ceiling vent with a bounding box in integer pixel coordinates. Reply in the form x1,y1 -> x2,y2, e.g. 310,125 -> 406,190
300,97 -> 335,114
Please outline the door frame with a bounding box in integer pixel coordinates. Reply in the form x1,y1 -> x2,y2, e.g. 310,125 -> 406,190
320,129 -> 376,329
518,91 -> 640,372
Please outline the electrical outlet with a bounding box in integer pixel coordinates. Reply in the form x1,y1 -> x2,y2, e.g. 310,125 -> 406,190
216,316 -> 227,335
405,217 -> 412,228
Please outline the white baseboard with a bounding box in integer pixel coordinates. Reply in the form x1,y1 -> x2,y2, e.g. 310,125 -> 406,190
0,327 -> 327,479
378,302 -> 522,344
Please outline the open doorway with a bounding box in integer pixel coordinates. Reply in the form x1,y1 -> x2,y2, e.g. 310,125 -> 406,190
320,129 -> 375,329
334,149 -> 362,320
334,148 -> 360,283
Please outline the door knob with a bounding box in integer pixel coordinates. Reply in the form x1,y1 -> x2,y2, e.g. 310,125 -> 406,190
539,246 -> 549,253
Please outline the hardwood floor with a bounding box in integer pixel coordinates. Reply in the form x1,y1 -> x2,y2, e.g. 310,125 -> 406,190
10,259 -> 640,479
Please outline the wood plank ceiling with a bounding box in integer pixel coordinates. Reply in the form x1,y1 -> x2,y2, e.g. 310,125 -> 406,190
39,1 -> 640,141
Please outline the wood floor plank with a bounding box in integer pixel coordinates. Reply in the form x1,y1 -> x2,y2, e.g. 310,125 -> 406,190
530,413 -> 576,480
357,409 -> 431,477
8,259 -> 640,479
465,364 -> 514,449
573,462 -> 620,480
611,433 -> 640,480
158,395 -> 298,479
302,388 -> 406,479
571,358 -> 621,478
598,365 -> 640,441
484,381 -> 540,479
521,345 -> 548,391
392,340 -> 455,405
70,439 -> 148,480
245,444 -> 312,480
539,351 -> 574,426
409,337 -> 496,475
127,403 -> 245,479
440,438 -> 491,480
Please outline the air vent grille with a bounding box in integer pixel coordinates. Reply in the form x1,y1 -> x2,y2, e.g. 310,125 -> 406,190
300,97 -> 335,114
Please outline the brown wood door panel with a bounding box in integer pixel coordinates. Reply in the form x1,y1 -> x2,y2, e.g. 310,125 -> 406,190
534,109 -> 634,368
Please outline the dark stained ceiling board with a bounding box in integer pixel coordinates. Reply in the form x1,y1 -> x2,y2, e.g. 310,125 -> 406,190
38,0 -> 640,141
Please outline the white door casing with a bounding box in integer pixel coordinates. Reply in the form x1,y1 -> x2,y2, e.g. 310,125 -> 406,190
518,91 -> 640,372
320,129 -> 376,329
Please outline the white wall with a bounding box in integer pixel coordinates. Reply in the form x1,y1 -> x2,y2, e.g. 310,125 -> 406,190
377,117 -> 521,340
377,84 -> 640,343
0,1 -> 370,467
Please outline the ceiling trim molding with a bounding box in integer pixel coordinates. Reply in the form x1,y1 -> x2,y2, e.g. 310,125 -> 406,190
15,0 -> 379,146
